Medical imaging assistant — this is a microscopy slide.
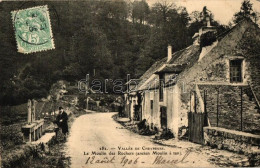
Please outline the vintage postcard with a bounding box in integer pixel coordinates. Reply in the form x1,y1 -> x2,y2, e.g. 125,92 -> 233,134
0,0 -> 260,168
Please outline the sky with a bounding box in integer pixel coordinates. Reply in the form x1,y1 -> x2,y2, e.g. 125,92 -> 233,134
146,0 -> 260,25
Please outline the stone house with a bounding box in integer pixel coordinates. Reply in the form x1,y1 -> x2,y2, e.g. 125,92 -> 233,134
125,19 -> 260,142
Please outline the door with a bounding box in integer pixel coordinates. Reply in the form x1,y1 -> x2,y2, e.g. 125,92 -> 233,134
160,106 -> 167,129
188,112 -> 205,144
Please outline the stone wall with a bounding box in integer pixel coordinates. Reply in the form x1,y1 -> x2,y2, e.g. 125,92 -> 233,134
239,24 -> 260,102
204,127 -> 260,165
198,85 -> 260,134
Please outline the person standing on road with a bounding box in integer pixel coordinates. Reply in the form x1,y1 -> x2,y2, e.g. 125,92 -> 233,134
55,106 -> 69,140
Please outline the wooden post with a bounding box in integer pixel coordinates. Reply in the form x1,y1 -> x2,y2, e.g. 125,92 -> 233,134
39,126 -> 41,137
194,91 -> 197,113
190,91 -> 192,112
41,126 -> 43,136
29,132 -> 32,142
217,88 -> 219,127
204,90 -> 207,113
27,100 -> 32,124
86,97 -> 89,110
241,87 -> 243,131
33,130 -> 36,141
32,99 -> 36,122
37,128 -> 39,140
36,128 -> 38,140
204,90 -> 208,126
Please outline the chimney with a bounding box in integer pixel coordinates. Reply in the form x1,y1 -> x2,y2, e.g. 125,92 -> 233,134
167,45 -> 172,62
198,15 -> 217,48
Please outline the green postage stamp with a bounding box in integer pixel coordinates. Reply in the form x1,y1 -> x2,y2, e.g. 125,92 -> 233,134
12,5 -> 55,54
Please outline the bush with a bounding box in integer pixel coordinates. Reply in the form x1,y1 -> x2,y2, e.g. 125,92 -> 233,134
1,127 -> 24,150
200,31 -> 217,48
0,105 -> 27,125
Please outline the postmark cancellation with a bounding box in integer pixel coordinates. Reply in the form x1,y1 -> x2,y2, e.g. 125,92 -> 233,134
11,5 -> 55,54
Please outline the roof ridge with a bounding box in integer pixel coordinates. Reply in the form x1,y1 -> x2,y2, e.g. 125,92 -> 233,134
217,19 -> 259,41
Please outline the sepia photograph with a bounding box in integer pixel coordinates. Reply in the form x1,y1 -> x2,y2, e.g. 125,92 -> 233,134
0,0 -> 260,167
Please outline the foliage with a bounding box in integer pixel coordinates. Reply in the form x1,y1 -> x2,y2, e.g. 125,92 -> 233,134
132,0 -> 150,24
200,31 -> 217,48
0,1 -> 231,105
0,104 -> 27,125
136,2 -> 191,72
233,0 -> 257,24
188,6 -> 229,38
0,127 -> 24,149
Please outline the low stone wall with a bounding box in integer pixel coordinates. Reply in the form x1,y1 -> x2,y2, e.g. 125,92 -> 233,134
204,127 -> 260,154
204,127 -> 260,166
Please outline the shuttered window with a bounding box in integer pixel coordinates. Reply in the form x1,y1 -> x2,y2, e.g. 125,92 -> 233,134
230,60 -> 242,83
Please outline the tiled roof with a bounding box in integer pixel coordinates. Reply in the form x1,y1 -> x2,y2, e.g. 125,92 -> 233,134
137,45 -> 200,91
168,45 -> 200,65
136,57 -> 167,91
155,64 -> 187,74
135,19 -> 260,93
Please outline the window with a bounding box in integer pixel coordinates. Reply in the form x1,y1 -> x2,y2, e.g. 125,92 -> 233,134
159,74 -> 165,102
230,59 -> 242,83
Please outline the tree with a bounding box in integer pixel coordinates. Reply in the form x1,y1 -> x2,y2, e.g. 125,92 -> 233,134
190,11 -> 200,23
188,6 -> 229,40
132,0 -> 150,24
189,6 -> 214,32
234,0 -> 257,23
148,1 -> 175,27
135,2 -> 191,76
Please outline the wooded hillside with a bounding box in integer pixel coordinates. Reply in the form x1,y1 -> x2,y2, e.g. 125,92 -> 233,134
0,0 -> 229,105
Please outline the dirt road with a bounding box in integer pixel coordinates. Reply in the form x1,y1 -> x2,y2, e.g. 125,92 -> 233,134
64,112 -> 216,168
